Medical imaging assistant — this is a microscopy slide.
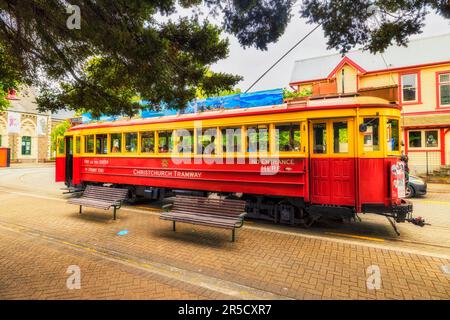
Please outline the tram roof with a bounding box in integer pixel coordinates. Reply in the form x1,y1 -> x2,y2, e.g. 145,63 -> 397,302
68,96 -> 397,131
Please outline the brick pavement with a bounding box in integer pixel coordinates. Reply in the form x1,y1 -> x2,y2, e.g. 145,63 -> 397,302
0,227 -> 216,299
0,190 -> 448,300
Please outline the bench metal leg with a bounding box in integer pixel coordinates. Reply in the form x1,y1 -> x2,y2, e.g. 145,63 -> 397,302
79,205 -> 82,214
232,228 -> 235,242
173,221 -> 176,232
113,206 -> 117,220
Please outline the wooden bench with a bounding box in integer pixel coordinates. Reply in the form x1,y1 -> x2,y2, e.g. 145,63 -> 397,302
160,195 -> 247,242
67,185 -> 129,220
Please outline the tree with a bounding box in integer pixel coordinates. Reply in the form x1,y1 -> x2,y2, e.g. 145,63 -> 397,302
300,0 -> 450,54
0,1 -> 447,116
51,120 -> 71,157
195,69 -> 242,99
0,45 -> 23,111
0,1 -> 244,117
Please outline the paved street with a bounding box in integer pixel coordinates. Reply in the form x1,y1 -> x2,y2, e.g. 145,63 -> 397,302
0,165 -> 449,300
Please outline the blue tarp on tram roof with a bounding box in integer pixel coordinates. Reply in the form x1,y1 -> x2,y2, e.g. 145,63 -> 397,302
140,88 -> 283,119
81,88 -> 284,122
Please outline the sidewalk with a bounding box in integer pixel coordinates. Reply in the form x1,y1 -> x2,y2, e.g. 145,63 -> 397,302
0,189 -> 448,300
0,162 -> 55,170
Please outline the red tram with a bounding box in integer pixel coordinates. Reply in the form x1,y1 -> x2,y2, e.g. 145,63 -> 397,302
56,96 -> 420,231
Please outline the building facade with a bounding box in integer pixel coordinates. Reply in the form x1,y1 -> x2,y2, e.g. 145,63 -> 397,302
0,87 -> 71,163
289,33 -> 450,175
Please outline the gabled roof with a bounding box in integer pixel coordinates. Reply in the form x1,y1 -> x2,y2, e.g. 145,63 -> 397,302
5,86 -> 75,120
326,56 -> 366,78
290,33 -> 450,85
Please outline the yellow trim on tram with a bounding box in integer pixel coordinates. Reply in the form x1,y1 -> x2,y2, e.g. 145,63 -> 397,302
63,105 -> 403,159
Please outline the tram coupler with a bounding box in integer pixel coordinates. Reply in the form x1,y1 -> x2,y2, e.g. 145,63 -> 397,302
406,216 -> 430,227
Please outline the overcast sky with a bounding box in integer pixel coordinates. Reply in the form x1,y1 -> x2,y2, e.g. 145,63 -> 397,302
210,11 -> 450,93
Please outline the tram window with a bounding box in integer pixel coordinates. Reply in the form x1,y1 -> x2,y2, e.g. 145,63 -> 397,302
275,123 -> 300,152
221,127 -> 242,153
246,125 -> 269,153
175,129 -> 193,153
158,131 -> 173,153
362,118 -> 380,152
85,135 -> 94,153
386,119 -> 399,152
75,136 -> 81,154
140,132 -> 155,153
313,123 -> 327,154
110,133 -> 122,153
96,134 -> 108,154
333,122 -> 349,154
196,128 -> 217,155
124,132 -> 138,153
57,137 -> 65,155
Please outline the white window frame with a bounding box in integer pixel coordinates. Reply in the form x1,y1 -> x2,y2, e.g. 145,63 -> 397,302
401,73 -> 418,103
408,129 -> 440,150
438,72 -> 450,108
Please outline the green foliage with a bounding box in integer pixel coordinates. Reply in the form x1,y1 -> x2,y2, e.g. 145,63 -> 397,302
0,0 -> 447,116
301,0 -> 450,54
217,0 -> 295,50
196,73 -> 242,99
338,128 -> 348,143
51,120 -> 71,156
0,45 -> 23,111
283,87 -> 312,99
277,124 -> 301,151
0,1 -> 243,116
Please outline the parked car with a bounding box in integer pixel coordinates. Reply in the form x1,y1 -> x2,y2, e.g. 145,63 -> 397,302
406,175 -> 427,198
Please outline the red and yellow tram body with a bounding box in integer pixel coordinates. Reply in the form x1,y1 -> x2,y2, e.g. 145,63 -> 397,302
56,96 -> 412,223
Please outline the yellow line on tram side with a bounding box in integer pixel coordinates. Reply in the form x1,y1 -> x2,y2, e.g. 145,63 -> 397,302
325,232 -> 385,242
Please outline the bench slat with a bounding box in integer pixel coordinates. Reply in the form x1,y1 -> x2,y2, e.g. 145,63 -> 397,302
160,196 -> 247,241
160,215 -> 237,229
171,205 -> 244,214
170,206 -> 244,218
68,186 -> 129,220
161,211 -> 242,224
174,196 -> 246,208
68,199 -> 112,209
173,199 -> 245,209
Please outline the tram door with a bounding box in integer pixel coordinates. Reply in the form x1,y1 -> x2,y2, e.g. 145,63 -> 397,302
65,136 -> 74,185
309,118 -> 356,206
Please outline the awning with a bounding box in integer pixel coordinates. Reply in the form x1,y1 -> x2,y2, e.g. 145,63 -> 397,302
401,114 -> 450,129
